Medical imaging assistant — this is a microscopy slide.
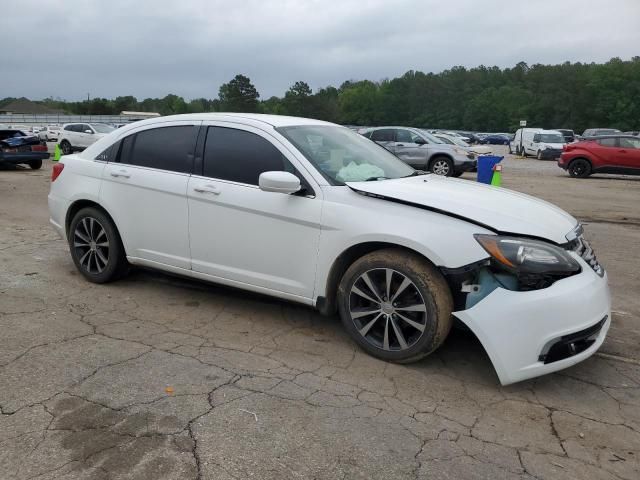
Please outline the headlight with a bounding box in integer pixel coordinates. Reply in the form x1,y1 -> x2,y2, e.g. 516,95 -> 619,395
474,235 -> 580,275
453,148 -> 468,156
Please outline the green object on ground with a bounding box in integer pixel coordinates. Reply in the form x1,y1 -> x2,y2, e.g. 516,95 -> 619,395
53,144 -> 61,161
491,170 -> 501,186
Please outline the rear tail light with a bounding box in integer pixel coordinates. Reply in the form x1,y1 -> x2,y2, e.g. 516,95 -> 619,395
31,144 -> 48,152
51,163 -> 64,182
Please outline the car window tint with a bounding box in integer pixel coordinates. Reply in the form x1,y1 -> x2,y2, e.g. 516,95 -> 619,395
370,129 -> 395,142
203,127 -> 292,185
597,138 -> 617,147
96,142 -> 118,162
120,126 -> 195,173
80,124 -> 91,133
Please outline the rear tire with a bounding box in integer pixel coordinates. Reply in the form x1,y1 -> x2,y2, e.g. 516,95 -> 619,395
429,156 -> 454,176
68,207 -> 129,283
337,249 -> 453,363
29,159 -> 42,169
60,140 -> 72,155
568,158 -> 592,178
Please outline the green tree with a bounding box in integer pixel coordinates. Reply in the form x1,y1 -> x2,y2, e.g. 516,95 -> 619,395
219,74 -> 260,112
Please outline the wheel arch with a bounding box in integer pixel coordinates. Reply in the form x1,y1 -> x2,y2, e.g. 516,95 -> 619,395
65,200 -> 128,254
316,241 -> 442,316
568,156 -> 593,168
427,153 -> 454,170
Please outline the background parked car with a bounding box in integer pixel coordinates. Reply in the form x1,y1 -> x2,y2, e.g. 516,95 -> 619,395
511,128 -> 565,159
480,134 -> 510,145
361,127 -> 477,176
555,129 -> 576,143
39,125 -> 61,142
58,123 -> 115,154
0,129 -> 49,169
558,135 -> 640,178
582,128 -> 622,137
434,133 -> 493,156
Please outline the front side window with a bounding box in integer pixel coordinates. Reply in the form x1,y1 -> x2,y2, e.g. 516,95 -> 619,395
619,137 -> 640,149
278,125 -> 414,184
119,126 -> 196,173
395,129 -> 414,143
80,124 -> 92,133
202,127 -> 292,185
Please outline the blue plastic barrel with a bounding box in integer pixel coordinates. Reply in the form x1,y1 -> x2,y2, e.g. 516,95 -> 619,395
477,156 -> 503,184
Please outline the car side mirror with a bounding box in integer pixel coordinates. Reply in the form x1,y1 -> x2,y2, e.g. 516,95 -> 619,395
533,135 -> 540,142
414,137 -> 427,145
259,171 -> 301,194
85,129 -> 93,134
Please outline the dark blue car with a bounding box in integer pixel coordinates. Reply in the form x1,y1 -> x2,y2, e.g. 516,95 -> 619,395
481,134 -> 511,145
0,130 -> 50,169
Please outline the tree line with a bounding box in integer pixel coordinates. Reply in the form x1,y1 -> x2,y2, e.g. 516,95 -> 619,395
4,57 -> 638,132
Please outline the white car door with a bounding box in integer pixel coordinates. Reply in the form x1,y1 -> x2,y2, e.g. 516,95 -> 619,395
99,121 -> 199,270
187,123 -> 322,300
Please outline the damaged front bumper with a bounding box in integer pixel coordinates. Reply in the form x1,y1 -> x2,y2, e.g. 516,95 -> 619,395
452,255 -> 611,385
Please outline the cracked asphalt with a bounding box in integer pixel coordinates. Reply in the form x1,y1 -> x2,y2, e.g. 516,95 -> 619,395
1,149 -> 639,479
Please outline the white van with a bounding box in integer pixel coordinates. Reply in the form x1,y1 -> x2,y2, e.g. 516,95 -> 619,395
510,128 -> 566,159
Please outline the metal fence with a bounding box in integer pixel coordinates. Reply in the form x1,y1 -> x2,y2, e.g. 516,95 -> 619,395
0,114 -> 152,126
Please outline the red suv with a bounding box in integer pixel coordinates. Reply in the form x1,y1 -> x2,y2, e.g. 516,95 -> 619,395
558,136 -> 640,178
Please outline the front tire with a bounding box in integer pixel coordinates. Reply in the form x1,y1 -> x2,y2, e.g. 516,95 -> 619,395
68,207 -> 128,283
568,158 -> 592,178
60,140 -> 72,155
429,156 -> 454,176
337,249 -> 453,363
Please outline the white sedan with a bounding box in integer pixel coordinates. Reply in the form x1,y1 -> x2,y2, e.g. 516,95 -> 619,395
48,114 -> 610,385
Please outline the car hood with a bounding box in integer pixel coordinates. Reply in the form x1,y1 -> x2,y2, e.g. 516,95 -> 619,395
346,175 -> 577,244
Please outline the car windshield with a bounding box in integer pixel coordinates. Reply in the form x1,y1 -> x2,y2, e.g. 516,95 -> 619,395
277,125 -> 415,184
540,134 -> 565,143
91,124 -> 115,134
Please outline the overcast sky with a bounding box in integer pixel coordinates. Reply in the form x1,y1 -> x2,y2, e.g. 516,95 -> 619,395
2,0 -> 638,101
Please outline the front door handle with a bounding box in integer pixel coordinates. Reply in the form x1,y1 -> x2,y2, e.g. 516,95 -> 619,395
193,184 -> 221,195
110,169 -> 131,178
396,143 -> 405,147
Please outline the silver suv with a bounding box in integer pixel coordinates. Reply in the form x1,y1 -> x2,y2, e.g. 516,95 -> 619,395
361,127 -> 476,176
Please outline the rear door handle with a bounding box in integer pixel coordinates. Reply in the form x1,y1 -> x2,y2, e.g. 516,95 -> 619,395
110,169 -> 131,178
193,184 -> 221,195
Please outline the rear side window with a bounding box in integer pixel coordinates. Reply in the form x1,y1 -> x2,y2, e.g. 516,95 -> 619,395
370,129 -> 395,142
597,138 -> 617,147
202,127 -> 291,185
118,126 -> 196,173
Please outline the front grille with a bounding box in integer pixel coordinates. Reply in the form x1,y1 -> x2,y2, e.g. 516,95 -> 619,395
566,235 -> 604,277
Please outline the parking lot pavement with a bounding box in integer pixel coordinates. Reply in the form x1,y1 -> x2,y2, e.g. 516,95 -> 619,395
1,160 -> 639,480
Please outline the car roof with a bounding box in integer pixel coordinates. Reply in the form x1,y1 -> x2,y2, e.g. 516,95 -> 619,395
115,113 -> 335,130
583,134 -> 638,140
